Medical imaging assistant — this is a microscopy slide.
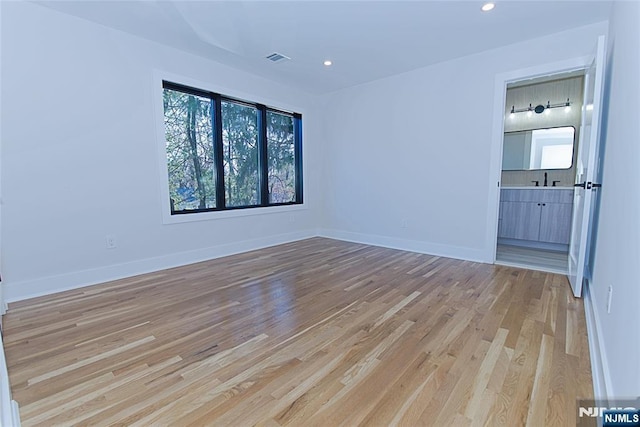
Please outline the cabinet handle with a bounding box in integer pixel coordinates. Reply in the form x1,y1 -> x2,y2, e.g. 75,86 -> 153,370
574,182 -> 586,188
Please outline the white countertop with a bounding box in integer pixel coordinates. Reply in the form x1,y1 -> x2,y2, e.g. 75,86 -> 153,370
501,186 -> 573,190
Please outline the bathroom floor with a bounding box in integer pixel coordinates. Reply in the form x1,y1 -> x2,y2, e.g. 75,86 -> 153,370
495,244 -> 568,274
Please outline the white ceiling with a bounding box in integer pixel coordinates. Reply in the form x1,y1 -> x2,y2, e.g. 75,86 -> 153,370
37,1 -> 612,94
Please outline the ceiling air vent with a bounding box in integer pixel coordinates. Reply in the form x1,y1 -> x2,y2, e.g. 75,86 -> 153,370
266,52 -> 290,63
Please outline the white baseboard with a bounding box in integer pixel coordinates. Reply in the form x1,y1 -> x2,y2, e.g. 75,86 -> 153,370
1,333 -> 20,426
5,228 -> 487,303
4,229 -> 486,302
318,229 -> 487,264
11,400 -> 20,427
5,230 -> 319,303
583,283 -> 613,401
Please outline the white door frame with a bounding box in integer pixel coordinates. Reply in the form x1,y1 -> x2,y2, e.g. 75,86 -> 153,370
485,55 -> 594,264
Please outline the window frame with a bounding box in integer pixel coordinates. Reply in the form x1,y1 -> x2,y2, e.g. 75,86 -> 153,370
156,77 -> 304,223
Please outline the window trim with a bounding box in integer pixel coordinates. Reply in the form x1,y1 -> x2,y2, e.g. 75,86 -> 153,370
153,71 -> 306,224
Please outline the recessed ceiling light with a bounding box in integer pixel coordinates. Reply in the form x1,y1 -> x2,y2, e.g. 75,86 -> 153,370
481,2 -> 495,12
323,60 -> 332,66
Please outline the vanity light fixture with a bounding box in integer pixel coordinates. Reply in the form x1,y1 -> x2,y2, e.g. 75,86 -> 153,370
509,98 -> 571,117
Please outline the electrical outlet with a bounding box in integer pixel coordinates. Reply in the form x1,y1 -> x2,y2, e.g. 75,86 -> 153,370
289,214 -> 295,223
106,235 -> 117,249
400,219 -> 408,229
607,285 -> 613,314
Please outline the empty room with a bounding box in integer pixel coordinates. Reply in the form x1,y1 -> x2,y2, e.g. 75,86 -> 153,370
0,1 -> 638,426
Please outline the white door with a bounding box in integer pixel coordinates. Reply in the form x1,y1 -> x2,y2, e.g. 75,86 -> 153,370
568,35 -> 606,297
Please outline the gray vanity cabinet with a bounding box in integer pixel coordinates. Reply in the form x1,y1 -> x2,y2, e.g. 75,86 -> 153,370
539,202 -> 573,244
498,201 -> 541,241
499,189 -> 573,246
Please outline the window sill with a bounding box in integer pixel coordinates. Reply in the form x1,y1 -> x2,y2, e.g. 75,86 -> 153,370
162,203 -> 307,225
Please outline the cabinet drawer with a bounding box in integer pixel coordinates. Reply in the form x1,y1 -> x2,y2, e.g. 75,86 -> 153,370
500,189 -> 573,203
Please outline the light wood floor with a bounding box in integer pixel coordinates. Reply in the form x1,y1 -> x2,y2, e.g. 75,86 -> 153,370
3,238 -> 593,426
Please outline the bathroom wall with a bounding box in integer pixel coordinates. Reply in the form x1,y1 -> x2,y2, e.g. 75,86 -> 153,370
501,75 -> 584,187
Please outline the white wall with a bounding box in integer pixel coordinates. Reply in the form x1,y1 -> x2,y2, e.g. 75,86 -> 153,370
0,0 -> 3,316
589,1 -> 640,399
0,2 -> 323,301
320,22 -> 608,262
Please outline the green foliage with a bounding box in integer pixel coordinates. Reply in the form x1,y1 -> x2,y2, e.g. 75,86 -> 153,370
222,101 -> 259,207
163,89 -> 215,211
267,111 -> 295,203
163,88 -> 297,212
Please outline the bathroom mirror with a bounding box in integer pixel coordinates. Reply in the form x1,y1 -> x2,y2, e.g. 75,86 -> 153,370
502,126 -> 575,171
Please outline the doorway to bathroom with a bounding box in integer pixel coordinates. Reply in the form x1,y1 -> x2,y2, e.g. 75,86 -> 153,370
488,35 -> 607,298
495,72 -> 585,274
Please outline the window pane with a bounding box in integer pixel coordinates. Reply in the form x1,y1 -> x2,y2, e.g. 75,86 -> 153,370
222,101 -> 259,207
163,88 -> 216,212
267,111 -> 296,203
531,127 -> 575,169
540,144 -> 573,169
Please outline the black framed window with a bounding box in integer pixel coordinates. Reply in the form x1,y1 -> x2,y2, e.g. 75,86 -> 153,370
162,81 -> 303,214
267,111 -> 297,204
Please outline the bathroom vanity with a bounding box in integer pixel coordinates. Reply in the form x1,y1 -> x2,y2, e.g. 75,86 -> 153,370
498,187 -> 573,249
